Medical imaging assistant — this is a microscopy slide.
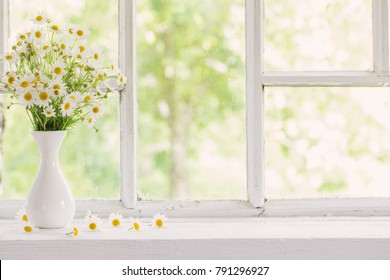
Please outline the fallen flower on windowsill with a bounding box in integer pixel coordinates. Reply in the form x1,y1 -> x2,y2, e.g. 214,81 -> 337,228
128,218 -> 142,231
65,227 -> 79,237
109,213 -> 123,227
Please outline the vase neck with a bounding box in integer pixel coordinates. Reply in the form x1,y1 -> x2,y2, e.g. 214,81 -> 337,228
31,131 -> 67,159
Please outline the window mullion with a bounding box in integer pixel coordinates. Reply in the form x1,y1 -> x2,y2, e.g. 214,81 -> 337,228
119,0 -> 137,208
246,0 -> 264,208
373,0 -> 389,75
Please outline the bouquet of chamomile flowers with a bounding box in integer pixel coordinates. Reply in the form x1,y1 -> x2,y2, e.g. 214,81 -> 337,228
0,13 -> 126,131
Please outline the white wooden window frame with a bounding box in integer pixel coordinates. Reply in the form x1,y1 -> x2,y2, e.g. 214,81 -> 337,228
1,0 -> 390,219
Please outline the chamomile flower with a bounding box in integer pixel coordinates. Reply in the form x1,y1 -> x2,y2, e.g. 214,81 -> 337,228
49,81 -> 65,97
16,32 -> 28,42
74,42 -> 87,54
83,116 -> 96,128
31,27 -> 46,44
74,25 -> 90,39
52,61 -> 66,77
82,92 -> 96,103
41,44 -> 52,54
3,52 -> 18,63
31,12 -> 47,25
89,49 -> 103,65
89,103 -> 104,119
23,222 -> 35,233
61,99 -> 75,116
49,24 -> 61,33
86,216 -> 102,231
4,71 -> 17,85
43,105 -> 55,117
18,90 -> 36,108
36,89 -> 50,106
15,74 -> 35,89
66,227 -> 79,237
109,64 -> 116,73
15,207 -> 29,222
109,213 -> 123,227
85,210 -> 97,221
58,39 -> 72,56
68,91 -> 81,103
66,24 -> 77,36
74,52 -> 87,62
153,213 -> 167,228
129,218 -> 142,231
118,72 -> 127,87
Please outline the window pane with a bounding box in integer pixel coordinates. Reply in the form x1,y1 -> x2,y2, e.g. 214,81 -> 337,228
264,0 -> 372,71
137,0 -> 246,200
265,87 -> 390,199
1,0 -> 119,199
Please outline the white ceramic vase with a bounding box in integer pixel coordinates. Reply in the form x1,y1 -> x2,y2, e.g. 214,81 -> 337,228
26,131 -> 75,229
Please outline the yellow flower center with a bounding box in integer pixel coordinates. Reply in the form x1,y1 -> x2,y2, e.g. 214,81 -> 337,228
94,53 -> 99,60
120,77 -> 124,83
36,15 -> 43,22
64,103 -> 71,110
53,84 -> 60,90
19,34 -> 26,40
24,226 -> 33,232
92,107 -> 99,114
8,76 -> 15,84
60,43 -> 66,50
156,219 -> 163,228
84,95 -> 91,102
79,45 -> 86,53
54,67 -> 62,75
77,54 -> 82,60
68,28 -> 74,34
43,45 -> 50,50
21,81 -> 29,88
24,92 -> 33,101
112,219 -> 120,227
73,228 -> 79,236
22,214 -> 28,222
51,25 -> 59,31
39,91 -> 48,101
89,223 -> 97,230
76,30 -> 84,36
35,31 -> 42,38
54,90 -> 60,96
5,55 -> 13,60
134,222 -> 140,231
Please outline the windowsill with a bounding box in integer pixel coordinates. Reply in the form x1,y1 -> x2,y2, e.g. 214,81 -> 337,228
1,217 -> 390,259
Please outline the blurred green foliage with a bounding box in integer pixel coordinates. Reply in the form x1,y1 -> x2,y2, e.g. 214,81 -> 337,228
4,0 -> 390,200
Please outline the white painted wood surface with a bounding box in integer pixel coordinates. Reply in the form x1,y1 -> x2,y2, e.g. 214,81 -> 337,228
2,198 -> 390,219
373,0 -> 389,75
246,0 -> 264,208
262,71 -> 390,87
119,0 -> 137,208
1,217 -> 390,259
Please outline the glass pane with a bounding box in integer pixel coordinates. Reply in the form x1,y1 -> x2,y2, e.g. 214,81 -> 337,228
265,87 -> 390,199
264,0 -> 372,71
137,0 -> 246,200
1,0 -> 119,199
